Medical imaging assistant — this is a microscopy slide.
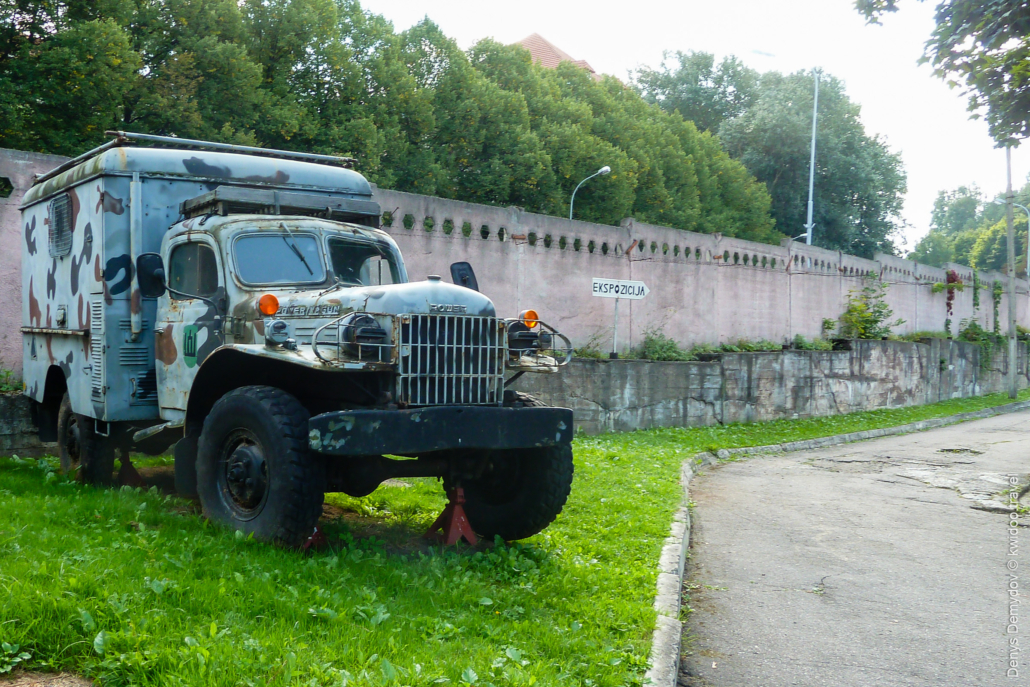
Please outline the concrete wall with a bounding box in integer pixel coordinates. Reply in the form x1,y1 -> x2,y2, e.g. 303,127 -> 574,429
516,339 -> 1029,434
374,187 -> 1030,356
2,147 -> 1028,378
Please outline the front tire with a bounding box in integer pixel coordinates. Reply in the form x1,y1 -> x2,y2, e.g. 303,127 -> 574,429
449,444 -> 574,541
196,386 -> 324,547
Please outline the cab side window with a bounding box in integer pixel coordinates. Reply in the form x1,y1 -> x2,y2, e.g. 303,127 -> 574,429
169,243 -> 218,299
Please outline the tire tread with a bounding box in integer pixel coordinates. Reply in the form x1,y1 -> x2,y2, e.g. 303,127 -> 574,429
199,386 -> 323,547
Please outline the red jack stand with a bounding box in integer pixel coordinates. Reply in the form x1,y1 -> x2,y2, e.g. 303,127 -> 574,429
424,487 -> 478,546
302,526 -> 329,552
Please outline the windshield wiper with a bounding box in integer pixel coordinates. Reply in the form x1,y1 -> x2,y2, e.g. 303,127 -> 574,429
317,276 -> 346,297
279,222 -> 314,275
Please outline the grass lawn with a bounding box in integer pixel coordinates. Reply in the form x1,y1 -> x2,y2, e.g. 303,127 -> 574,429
1,389 -> 1027,686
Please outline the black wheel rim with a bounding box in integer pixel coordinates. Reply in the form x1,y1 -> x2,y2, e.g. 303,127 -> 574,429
217,429 -> 269,521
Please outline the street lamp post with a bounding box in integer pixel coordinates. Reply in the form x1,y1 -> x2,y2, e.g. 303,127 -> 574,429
804,69 -> 820,245
569,166 -> 611,220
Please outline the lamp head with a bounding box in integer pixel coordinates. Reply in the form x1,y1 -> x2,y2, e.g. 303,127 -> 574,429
994,197 -> 1007,205
599,165 -> 611,175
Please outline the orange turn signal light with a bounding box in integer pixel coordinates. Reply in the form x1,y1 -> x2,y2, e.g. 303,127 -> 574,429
258,293 -> 280,316
519,309 -> 539,329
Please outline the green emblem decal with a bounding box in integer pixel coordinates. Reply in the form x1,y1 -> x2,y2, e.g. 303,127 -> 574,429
183,324 -> 199,368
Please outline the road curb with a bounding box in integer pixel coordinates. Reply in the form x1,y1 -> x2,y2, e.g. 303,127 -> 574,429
644,456 -> 715,686
642,397 -> 1030,686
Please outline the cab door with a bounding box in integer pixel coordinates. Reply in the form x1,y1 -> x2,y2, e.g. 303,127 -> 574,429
155,235 -> 224,415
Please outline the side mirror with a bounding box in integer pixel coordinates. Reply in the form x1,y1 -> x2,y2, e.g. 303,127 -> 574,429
450,262 -> 479,292
136,252 -> 167,298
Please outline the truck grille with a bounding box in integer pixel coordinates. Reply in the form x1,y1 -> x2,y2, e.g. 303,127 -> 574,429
397,314 -> 505,406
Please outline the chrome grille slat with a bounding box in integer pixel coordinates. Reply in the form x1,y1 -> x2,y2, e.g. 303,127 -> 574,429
397,314 -> 505,407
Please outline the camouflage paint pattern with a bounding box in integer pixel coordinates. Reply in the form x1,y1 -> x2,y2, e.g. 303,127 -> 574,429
22,147 -> 376,422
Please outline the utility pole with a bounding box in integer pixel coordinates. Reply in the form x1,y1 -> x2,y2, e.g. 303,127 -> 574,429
804,69 -> 820,245
1006,146 -> 1018,399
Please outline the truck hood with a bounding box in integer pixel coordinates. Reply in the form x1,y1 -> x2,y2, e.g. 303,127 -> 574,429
277,278 -> 497,319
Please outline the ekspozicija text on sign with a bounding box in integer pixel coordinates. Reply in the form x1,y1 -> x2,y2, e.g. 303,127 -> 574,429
591,278 -> 649,300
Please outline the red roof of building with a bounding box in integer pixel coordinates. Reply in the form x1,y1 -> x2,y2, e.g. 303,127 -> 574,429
516,33 -> 603,82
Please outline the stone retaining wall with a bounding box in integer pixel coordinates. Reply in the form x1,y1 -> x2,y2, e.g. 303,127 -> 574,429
516,339 -> 1028,434
0,393 -> 53,456
1,339 -> 1023,450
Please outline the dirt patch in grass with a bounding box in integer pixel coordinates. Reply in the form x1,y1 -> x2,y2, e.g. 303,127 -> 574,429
0,673 -> 92,686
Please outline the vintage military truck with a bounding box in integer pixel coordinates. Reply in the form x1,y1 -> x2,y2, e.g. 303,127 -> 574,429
21,132 -> 574,546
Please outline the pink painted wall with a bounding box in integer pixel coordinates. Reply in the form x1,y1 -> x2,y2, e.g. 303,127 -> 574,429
375,187 -> 1030,353
1,147 -> 1026,377
0,148 -> 70,376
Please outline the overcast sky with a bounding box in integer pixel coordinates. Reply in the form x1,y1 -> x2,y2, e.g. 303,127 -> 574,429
359,0 -> 1028,252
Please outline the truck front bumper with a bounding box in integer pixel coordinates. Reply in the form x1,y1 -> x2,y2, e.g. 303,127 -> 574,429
308,405 -> 574,456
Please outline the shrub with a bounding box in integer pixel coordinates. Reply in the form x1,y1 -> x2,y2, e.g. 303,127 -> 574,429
839,276 -> 905,339
958,320 -> 1004,369
639,331 -> 695,361
0,369 -> 20,394
898,331 -> 951,342
792,334 -> 833,350
728,339 -> 781,352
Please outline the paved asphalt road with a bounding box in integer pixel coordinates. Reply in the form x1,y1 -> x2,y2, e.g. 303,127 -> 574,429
679,411 -> 1030,687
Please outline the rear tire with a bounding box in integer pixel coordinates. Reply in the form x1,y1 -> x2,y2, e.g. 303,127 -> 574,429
57,393 -> 116,485
196,386 -> 324,547
56,394 -> 79,476
449,443 -> 574,541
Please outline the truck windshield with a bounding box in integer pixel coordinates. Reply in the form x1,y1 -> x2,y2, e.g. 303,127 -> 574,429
234,233 -> 326,285
327,237 -> 400,286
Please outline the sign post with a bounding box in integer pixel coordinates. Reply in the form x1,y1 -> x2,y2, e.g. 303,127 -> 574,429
591,278 -> 650,358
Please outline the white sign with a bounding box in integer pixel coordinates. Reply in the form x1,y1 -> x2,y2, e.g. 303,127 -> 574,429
591,278 -> 649,300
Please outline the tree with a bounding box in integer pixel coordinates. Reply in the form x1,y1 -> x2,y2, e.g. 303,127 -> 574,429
469,40 -> 778,241
909,230 -> 953,266
634,51 -> 759,133
909,179 -> 1030,271
0,1 -> 779,243
969,217 -> 1029,273
929,186 -> 982,236
718,71 -> 907,257
909,186 -> 982,266
0,2 -> 139,153
856,0 -> 1030,142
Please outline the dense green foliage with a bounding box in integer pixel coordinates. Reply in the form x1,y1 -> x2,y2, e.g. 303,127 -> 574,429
857,0 -> 1030,143
909,181 -> 1030,272
0,0 -> 778,241
634,51 -> 759,134
636,54 -> 907,258
2,390 -> 1028,684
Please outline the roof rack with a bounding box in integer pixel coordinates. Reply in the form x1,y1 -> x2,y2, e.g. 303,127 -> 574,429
181,185 -> 380,227
33,131 -> 357,186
